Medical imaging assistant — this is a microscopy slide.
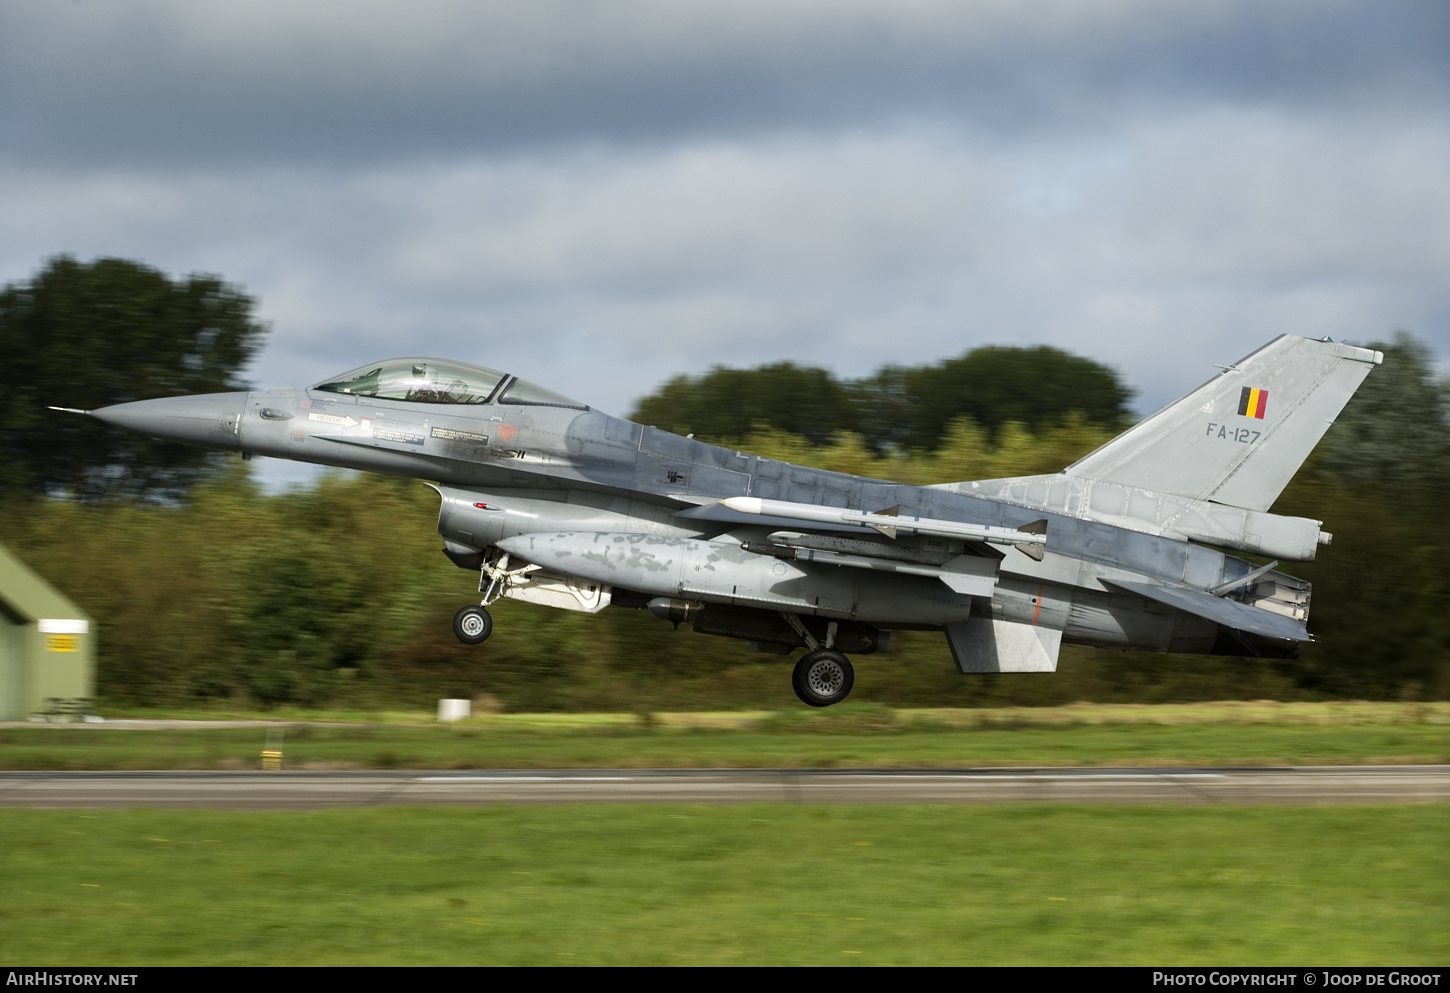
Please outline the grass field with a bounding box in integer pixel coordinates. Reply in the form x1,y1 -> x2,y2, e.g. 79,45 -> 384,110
3,702 -> 1447,770
0,804 -> 1444,966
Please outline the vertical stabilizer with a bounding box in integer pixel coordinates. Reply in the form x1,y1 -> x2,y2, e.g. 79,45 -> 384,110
1065,336 -> 1382,512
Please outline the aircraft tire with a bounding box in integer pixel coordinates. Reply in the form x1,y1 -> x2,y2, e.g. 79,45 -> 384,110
453,605 -> 493,645
792,649 -> 854,707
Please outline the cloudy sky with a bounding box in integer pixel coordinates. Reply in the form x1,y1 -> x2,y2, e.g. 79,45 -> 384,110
5,1 -> 1448,459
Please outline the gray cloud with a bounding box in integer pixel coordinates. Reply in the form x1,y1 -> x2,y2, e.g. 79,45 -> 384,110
4,1 -> 1448,167
2,0 -> 1445,477
5,108 -> 1442,417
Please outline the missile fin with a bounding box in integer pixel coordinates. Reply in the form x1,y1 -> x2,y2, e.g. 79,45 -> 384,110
869,524 -> 898,539
1015,541 -> 1046,562
1017,519 -> 1048,535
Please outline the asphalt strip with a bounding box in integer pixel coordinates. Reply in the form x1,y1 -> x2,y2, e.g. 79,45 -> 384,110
0,767 -> 1445,808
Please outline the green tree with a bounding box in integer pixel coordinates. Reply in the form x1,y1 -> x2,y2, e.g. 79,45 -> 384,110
631,362 -> 856,445
851,345 -> 1135,452
0,255 -> 267,501
1318,331 -> 1450,513
629,345 -> 1134,453
1275,331 -> 1450,698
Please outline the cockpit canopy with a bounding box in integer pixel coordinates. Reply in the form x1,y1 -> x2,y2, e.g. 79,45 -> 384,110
312,359 -> 585,409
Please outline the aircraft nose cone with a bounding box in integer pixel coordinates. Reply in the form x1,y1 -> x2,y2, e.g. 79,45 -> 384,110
91,392 -> 249,451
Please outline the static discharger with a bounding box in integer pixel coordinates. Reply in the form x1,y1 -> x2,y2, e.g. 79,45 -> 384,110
262,728 -> 284,771
721,497 -> 1048,560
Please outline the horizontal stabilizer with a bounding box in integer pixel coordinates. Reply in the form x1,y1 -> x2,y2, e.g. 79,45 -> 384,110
1104,579 -> 1309,642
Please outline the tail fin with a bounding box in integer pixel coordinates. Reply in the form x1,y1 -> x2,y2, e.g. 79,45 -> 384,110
1065,335 -> 1382,512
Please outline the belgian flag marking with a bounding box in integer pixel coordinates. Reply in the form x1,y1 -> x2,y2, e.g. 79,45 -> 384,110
1238,386 -> 1268,419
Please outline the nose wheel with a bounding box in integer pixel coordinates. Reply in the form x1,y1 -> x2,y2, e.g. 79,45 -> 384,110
792,649 -> 854,707
453,605 -> 493,645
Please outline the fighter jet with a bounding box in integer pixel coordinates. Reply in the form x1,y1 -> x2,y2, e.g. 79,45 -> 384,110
72,335 -> 1381,706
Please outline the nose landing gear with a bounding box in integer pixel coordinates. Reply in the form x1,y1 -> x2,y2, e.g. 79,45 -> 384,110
453,605 -> 493,645
454,549 -> 511,645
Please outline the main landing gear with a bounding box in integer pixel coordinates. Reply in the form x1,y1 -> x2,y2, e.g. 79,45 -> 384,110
792,649 -> 855,707
777,611 -> 856,707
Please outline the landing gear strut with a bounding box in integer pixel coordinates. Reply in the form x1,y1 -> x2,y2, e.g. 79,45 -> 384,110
792,649 -> 854,707
454,550 -> 512,645
453,605 -> 493,644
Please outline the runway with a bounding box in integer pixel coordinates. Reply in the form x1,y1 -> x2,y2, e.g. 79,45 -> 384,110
1,766 -> 1446,808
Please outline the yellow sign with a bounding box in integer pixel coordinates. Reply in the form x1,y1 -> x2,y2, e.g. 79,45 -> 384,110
45,634 -> 79,653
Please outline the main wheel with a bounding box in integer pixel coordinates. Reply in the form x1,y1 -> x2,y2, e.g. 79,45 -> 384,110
453,605 -> 493,645
792,649 -> 854,707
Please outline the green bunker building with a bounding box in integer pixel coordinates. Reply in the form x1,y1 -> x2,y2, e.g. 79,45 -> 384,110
0,543 -> 96,721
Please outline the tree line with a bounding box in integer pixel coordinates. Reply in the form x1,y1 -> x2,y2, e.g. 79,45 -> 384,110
630,346 -> 1135,451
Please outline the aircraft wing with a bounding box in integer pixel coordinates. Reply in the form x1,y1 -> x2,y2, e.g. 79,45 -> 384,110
1103,579 -> 1309,642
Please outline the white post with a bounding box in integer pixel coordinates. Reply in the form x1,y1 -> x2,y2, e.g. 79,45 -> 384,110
437,698 -> 471,722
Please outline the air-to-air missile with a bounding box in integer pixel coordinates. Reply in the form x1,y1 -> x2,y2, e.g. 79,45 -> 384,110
67,335 -> 1381,706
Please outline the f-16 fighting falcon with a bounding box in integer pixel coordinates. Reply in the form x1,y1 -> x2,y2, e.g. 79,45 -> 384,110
69,335 -> 1382,706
